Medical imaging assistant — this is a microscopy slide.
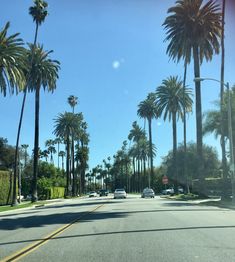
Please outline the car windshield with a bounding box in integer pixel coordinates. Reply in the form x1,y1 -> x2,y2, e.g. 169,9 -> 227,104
0,1 -> 234,261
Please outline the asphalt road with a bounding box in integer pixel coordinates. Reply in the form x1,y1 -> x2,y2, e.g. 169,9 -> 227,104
1,195 -> 235,262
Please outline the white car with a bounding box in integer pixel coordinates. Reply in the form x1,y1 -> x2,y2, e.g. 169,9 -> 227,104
114,189 -> 127,199
162,188 -> 174,195
89,191 -> 97,197
141,188 -> 155,198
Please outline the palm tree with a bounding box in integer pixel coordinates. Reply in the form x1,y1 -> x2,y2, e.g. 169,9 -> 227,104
0,22 -> 25,96
12,0 -> 49,206
68,95 -> 78,113
137,93 -> 158,187
59,150 -> 66,171
45,139 -> 56,163
54,137 -> 62,168
156,76 -> 193,190
163,0 -> 222,189
27,44 -> 60,202
41,149 -> 49,162
220,0 -> 227,182
21,144 -> 29,167
53,112 -> 81,196
0,23 -> 26,206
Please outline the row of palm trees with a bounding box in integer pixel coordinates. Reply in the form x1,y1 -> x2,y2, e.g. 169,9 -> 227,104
53,96 -> 90,196
93,0 -> 226,194
0,0 -> 61,205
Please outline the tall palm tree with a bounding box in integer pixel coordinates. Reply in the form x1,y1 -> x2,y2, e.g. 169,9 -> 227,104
0,23 -> 26,207
128,122 -> 146,191
163,0 -> 222,189
45,139 -> 56,163
12,0 -> 49,206
156,76 -> 193,189
220,0 -> 228,183
28,44 -> 60,202
68,95 -> 78,113
53,112 -> 81,196
54,137 -> 62,168
59,150 -> 66,171
137,93 -> 158,187
21,144 -> 29,167
41,149 -> 49,162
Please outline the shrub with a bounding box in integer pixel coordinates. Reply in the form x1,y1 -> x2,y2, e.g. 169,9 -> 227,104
0,171 -> 11,205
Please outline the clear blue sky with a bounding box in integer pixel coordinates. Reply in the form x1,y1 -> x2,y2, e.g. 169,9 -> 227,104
1,0 -> 235,169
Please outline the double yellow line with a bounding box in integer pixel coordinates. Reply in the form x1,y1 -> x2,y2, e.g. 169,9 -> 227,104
1,203 -> 105,262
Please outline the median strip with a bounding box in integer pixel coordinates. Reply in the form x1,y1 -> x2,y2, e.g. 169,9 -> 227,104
0,203 -> 105,262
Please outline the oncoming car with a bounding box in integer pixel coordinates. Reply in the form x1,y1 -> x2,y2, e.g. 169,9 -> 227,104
89,191 -> 97,197
114,189 -> 127,199
141,188 -> 155,198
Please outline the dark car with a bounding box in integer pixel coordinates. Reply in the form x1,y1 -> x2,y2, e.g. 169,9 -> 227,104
99,189 -> 108,196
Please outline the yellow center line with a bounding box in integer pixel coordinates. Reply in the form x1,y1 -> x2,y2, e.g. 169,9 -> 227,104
1,203 -> 106,262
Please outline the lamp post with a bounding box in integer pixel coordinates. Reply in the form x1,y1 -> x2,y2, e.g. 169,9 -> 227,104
194,77 -> 235,203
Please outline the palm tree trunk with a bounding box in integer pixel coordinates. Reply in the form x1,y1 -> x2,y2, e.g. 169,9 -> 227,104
57,142 -> 60,169
148,118 -> 154,187
66,136 -> 70,196
71,137 -> 75,196
183,63 -> 190,193
12,22 -> 39,206
32,84 -> 40,202
193,45 -> 205,196
220,0 -> 228,198
12,91 -> 27,206
172,113 -> 178,192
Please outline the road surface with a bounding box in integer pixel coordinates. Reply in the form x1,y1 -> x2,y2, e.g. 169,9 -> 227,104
1,195 -> 235,262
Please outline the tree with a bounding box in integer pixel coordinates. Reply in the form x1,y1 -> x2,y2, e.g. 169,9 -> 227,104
0,22 -> 25,96
137,93 -> 158,187
68,95 -> 78,113
21,144 -> 29,167
45,139 -> 56,163
28,44 -> 60,202
156,76 -> 193,190
220,0 -> 227,184
163,0 -> 222,192
12,0 -> 49,206
161,142 -> 221,194
54,137 -> 62,168
58,150 -> 66,171
53,112 -> 81,196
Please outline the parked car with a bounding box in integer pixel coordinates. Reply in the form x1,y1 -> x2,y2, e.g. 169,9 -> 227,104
162,188 -> 174,195
99,189 -> 108,196
141,188 -> 155,198
89,191 -> 97,197
114,189 -> 127,199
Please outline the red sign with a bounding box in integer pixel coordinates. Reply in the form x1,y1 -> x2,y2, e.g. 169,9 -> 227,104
162,176 -> 168,184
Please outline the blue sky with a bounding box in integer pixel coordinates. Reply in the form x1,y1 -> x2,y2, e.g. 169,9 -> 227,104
0,0 -> 235,169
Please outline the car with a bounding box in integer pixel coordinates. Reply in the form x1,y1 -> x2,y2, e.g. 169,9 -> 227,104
162,188 -> 174,195
141,188 -> 155,198
114,189 -> 127,199
99,189 -> 108,196
89,191 -> 97,197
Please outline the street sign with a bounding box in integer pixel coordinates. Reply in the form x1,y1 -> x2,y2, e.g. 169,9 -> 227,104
162,176 -> 168,185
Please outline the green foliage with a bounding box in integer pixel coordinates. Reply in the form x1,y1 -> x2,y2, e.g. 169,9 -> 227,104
21,160 -> 65,198
0,171 -> 11,205
0,137 -> 15,170
193,177 -> 231,196
161,142 -> 221,186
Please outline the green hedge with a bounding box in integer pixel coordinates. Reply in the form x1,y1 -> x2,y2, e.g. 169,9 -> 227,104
39,186 -> 65,200
0,171 -> 11,205
192,177 -> 231,195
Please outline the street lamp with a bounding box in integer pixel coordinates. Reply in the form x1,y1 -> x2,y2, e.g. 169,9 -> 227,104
194,77 -> 235,203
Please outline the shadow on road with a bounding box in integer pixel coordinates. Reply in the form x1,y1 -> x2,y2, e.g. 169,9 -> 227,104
1,224 -> 235,246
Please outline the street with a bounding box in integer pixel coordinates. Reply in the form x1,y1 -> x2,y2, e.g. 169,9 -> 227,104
1,195 -> 235,262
